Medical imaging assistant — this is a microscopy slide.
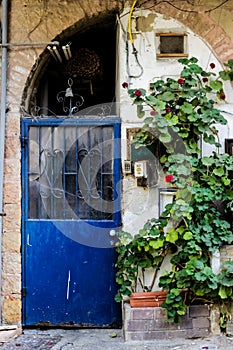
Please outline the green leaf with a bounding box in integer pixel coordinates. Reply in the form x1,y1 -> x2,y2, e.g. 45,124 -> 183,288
189,63 -> 203,74
137,105 -> 145,118
213,167 -> 225,176
180,102 -> 193,114
109,332 -> 117,338
183,231 -> 193,240
219,285 -> 229,299
149,239 -> 164,249
160,155 -> 167,163
222,177 -> 231,186
219,71 -> 231,81
203,133 -> 217,145
201,157 -> 215,166
159,133 -> 172,143
165,114 -> 179,126
166,229 -> 178,243
159,91 -> 175,102
209,80 -> 223,91
154,100 -> 166,111
144,117 -> 153,124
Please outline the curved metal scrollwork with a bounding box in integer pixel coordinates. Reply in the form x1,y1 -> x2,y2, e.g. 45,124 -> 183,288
57,78 -> 84,116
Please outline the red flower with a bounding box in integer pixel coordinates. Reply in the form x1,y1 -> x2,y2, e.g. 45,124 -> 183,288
122,82 -> 128,89
150,110 -> 157,116
135,89 -> 142,97
165,174 -> 174,182
210,62 -> 215,69
202,77 -> 208,83
166,107 -> 171,113
220,93 -> 226,100
178,78 -> 185,85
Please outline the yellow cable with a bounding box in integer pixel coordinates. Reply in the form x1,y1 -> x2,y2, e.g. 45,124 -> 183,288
128,0 -> 137,45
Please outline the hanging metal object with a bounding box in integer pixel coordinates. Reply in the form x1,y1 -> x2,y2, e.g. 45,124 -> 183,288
65,87 -> 73,98
57,78 -> 84,116
64,48 -> 101,95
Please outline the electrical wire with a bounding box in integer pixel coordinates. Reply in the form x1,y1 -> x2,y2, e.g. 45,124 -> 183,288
128,0 -> 137,45
126,0 -> 143,78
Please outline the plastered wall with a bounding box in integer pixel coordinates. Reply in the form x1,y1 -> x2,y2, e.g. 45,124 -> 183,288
118,9 -> 233,235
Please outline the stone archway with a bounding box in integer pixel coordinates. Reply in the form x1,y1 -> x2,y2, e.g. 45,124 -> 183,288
2,1 -> 124,325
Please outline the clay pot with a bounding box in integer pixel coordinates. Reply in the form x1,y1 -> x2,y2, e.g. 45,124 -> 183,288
129,291 -> 168,308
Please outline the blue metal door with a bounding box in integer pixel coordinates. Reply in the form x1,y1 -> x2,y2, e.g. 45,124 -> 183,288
21,117 -> 121,327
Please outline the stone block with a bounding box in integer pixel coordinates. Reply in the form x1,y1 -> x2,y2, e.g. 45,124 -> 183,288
192,317 -> 210,329
2,204 -> 21,231
4,159 -> 21,180
4,136 -> 21,159
143,330 -> 170,340
3,181 -> 21,204
210,304 -> 221,335
189,305 -> 210,317
132,308 -> 154,320
123,302 -> 131,322
180,314 -> 193,329
126,320 -> 147,331
2,230 -> 21,254
125,332 -> 144,341
146,320 -> 157,331
2,252 -> 21,275
144,329 -> 187,340
1,272 -> 21,295
154,307 -> 166,318
186,328 -> 210,338
2,298 -> 21,324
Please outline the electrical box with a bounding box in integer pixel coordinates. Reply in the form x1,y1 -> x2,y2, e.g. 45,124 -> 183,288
134,161 -> 148,178
123,160 -> 132,174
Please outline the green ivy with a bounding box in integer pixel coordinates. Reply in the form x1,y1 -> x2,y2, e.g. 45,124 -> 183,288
116,57 -> 233,327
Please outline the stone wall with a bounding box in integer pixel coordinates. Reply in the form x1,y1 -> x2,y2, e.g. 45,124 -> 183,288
123,303 -> 211,341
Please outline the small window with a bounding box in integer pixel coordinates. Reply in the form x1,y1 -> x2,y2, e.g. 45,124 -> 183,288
156,33 -> 188,58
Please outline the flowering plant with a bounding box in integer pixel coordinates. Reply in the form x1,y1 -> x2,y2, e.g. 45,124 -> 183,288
116,57 -> 233,326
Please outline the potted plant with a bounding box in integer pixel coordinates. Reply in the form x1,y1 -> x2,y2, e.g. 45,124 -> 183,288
115,217 -> 171,307
116,57 -> 233,327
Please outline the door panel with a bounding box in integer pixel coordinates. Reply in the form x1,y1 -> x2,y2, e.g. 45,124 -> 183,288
21,118 -> 121,327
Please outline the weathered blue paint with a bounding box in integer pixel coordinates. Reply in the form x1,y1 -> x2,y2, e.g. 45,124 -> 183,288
21,117 -> 122,327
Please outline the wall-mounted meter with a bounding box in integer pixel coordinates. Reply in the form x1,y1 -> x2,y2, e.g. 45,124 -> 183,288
134,161 -> 148,178
123,160 -> 132,174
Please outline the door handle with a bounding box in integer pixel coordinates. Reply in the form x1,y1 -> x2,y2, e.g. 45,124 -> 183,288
109,229 -> 116,237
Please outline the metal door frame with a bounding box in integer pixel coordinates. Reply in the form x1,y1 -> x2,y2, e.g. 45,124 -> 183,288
21,116 -> 121,325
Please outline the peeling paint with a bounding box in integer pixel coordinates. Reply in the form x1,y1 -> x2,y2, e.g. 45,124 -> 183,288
27,234 -> 32,246
136,13 -> 157,32
66,270 -> 71,300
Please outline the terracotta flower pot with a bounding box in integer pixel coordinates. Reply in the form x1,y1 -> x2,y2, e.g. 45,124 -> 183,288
129,291 -> 168,308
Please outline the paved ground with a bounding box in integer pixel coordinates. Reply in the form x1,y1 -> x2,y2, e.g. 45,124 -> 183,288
0,329 -> 233,350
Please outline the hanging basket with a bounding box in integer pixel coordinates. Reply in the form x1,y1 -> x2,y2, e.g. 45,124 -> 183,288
65,47 -> 101,78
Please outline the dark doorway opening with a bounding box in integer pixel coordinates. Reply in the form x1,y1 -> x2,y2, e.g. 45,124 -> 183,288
37,19 -> 116,115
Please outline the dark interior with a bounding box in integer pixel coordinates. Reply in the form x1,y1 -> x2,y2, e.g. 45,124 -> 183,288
37,20 -> 116,116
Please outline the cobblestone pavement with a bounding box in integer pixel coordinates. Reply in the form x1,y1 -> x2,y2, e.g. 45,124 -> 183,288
1,329 -> 233,350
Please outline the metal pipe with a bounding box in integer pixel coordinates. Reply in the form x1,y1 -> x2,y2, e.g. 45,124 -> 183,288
0,0 -> 8,324
0,41 -> 60,47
